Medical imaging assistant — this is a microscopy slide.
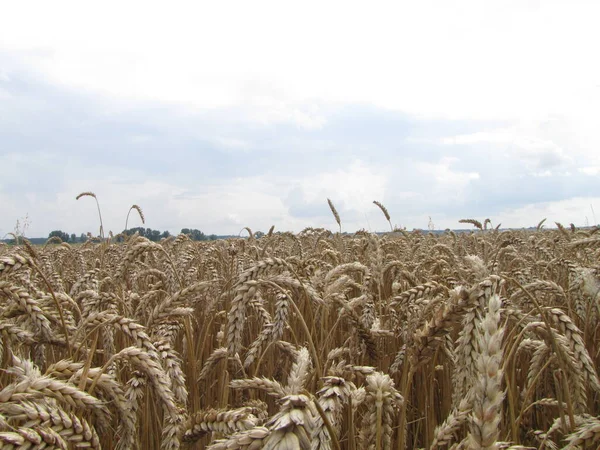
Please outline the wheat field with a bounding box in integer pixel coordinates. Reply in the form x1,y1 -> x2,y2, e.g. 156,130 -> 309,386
1,213 -> 600,449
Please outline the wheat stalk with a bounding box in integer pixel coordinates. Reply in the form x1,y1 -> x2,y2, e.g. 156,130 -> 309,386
125,204 -> 146,232
373,201 -> 393,231
76,192 -> 105,239
327,199 -> 342,233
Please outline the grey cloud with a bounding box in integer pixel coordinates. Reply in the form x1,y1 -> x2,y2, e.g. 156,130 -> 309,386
1,59 -> 598,235
285,187 -> 327,219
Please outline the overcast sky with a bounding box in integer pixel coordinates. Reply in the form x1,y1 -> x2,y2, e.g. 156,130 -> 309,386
1,1 -> 599,237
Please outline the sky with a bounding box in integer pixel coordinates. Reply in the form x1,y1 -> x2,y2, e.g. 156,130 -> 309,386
1,0 -> 599,238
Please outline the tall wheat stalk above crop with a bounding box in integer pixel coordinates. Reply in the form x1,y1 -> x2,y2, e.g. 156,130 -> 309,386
76,191 -> 105,239
327,198 -> 342,233
373,201 -> 393,232
125,204 -> 146,232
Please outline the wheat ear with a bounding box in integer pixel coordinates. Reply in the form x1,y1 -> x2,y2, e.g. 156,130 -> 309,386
466,294 -> 504,450
327,198 -> 342,233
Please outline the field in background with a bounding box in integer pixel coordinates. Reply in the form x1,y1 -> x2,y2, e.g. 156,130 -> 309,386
0,224 -> 599,449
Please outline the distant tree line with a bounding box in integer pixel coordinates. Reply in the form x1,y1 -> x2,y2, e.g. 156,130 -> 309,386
48,230 -> 85,243
122,227 -> 171,242
123,227 -> 217,241
46,228 -> 218,243
179,228 -> 218,241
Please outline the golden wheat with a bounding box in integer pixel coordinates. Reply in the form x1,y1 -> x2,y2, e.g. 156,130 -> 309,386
1,215 -> 600,449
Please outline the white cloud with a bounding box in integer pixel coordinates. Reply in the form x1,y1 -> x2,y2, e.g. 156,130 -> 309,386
278,160 -> 393,231
440,131 -> 509,146
1,1 -> 599,124
212,137 -> 251,151
297,160 -> 386,210
171,178 -> 290,233
416,157 -> 479,196
130,135 -> 153,144
439,128 -> 573,170
405,197 -> 600,231
492,197 -> 600,228
579,167 -> 600,176
241,101 -> 327,130
513,137 -> 572,169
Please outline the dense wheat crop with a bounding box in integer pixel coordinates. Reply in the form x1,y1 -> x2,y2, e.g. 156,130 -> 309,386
1,221 -> 600,449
